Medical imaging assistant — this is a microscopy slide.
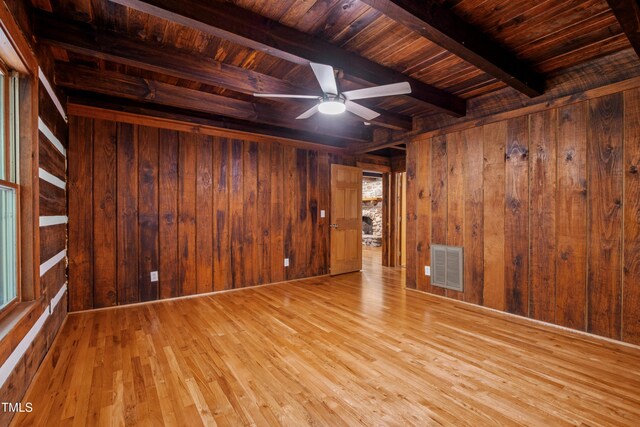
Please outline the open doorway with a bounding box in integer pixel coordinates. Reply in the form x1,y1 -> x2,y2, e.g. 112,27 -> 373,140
358,169 -> 407,269
356,149 -> 407,270
361,172 -> 384,266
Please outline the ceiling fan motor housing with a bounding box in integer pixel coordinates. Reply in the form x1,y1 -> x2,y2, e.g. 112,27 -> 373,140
319,95 -> 346,115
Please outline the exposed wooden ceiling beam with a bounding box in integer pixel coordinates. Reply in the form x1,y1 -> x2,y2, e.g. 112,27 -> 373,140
36,13 -> 306,96
360,109 -> 412,131
353,138 -> 409,155
34,12 -> 412,132
55,63 -> 371,144
67,96 -> 349,152
606,0 -> 640,58
109,0 -> 466,117
358,0 -> 544,97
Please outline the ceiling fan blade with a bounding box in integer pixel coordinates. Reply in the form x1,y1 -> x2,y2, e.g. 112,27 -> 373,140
345,100 -> 380,121
343,82 -> 411,101
296,104 -> 320,119
253,93 -> 320,99
310,63 -> 338,95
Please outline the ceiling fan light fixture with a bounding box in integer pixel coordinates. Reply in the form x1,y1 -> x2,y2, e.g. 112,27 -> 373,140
318,99 -> 346,115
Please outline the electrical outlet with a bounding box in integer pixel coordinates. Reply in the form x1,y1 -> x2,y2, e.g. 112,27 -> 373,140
424,266 -> 430,276
320,209 -> 326,218
284,258 -> 290,267
150,271 -> 159,282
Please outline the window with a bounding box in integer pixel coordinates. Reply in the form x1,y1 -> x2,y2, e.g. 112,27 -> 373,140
0,63 -> 20,313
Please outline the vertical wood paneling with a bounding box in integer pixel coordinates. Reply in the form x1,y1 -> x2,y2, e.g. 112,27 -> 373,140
294,148 -> 309,279
482,121 -> 506,311
257,142 -> 272,285
556,102 -> 588,330
284,147 -> 296,280
230,139 -> 244,288
270,143 -> 285,282
430,136 -> 447,296
446,131 -> 464,300
62,118 -> 353,313
402,88 -> 640,345
92,119 -> 117,308
158,129 -> 179,299
68,116 -> 93,311
405,141 -> 417,289
178,132 -> 197,296
623,88 -> 640,344
117,123 -> 139,305
318,152 -> 330,275
213,137 -> 231,291
138,126 -> 160,302
64,88 -> 640,345
414,139 -> 430,292
196,135 -> 214,294
243,141 -> 259,287
308,150 -> 320,277
462,127 -> 484,305
529,109 -> 557,322
587,93 -> 624,339
504,116 -> 529,316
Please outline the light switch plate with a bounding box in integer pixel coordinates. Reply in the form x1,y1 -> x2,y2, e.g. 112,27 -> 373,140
424,266 -> 430,276
284,258 -> 290,267
320,209 -> 326,218
150,271 -> 159,282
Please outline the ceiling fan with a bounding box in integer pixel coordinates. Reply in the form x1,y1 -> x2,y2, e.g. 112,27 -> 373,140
253,63 -> 411,121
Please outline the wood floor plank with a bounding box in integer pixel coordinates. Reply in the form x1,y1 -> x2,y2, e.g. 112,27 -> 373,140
14,248 -> 640,426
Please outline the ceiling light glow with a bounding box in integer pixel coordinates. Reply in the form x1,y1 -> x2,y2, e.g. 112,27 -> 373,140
318,100 -> 346,115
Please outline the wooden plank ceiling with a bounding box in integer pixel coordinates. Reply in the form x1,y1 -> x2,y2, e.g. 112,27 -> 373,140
30,0 -> 633,151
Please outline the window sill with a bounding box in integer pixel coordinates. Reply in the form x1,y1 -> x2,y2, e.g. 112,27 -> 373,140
0,300 -> 41,348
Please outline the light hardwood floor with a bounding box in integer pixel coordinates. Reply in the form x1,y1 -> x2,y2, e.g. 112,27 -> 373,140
12,247 -> 640,426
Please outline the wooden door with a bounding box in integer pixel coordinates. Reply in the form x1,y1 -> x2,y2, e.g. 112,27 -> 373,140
330,164 -> 362,275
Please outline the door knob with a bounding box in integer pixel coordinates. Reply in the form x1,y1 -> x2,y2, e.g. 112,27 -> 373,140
330,223 -> 338,229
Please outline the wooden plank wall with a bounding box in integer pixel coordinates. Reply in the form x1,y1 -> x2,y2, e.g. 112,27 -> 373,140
67,117 -> 333,311
38,80 -> 68,311
0,76 -> 68,424
406,87 -> 640,345
0,5 -> 66,425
